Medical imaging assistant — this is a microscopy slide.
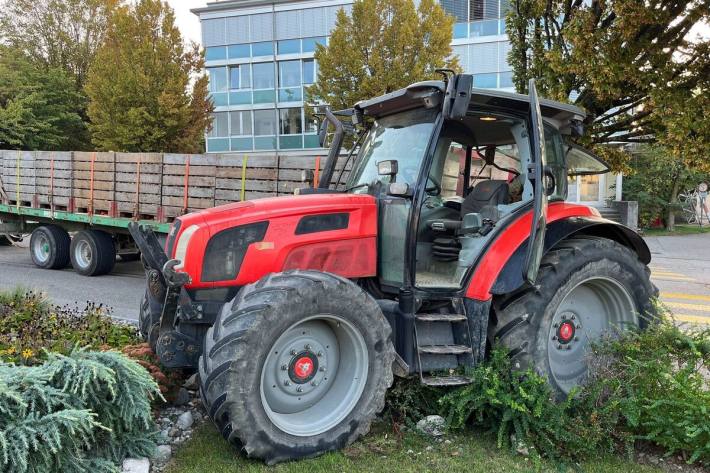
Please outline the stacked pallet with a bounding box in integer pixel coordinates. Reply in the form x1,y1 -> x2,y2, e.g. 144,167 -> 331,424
0,150 -> 354,223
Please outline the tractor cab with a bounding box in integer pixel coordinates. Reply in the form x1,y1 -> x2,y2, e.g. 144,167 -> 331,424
321,74 -> 591,295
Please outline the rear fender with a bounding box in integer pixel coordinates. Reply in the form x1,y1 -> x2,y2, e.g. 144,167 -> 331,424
488,218 -> 650,296
465,203 -> 650,300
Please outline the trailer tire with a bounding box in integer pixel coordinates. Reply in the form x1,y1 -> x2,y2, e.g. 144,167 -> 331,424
490,236 -> 656,398
29,225 -> 70,269
70,230 -> 116,276
199,270 -> 394,464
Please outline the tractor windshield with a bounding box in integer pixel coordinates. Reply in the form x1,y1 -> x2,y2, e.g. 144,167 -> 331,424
346,107 -> 438,193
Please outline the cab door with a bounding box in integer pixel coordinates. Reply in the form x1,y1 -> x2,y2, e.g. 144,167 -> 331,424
523,79 -> 548,283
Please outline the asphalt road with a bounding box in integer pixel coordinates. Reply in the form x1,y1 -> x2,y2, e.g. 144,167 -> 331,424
645,232 -> 710,326
0,241 -> 146,322
0,231 -> 708,325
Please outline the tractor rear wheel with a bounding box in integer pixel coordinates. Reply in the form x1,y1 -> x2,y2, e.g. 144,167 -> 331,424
490,236 -> 656,397
199,270 -> 394,464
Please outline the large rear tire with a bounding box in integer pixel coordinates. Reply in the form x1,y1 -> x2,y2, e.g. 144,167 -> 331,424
490,236 -> 656,397
29,225 -> 70,269
199,270 -> 394,464
70,230 -> 116,276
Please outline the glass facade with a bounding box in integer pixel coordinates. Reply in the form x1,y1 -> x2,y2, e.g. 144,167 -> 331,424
198,0 -> 513,153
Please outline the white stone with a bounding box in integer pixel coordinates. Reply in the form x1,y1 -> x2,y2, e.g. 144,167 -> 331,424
122,458 -> 150,473
183,373 -> 199,390
154,444 -> 172,463
176,411 -> 193,430
416,415 -> 446,437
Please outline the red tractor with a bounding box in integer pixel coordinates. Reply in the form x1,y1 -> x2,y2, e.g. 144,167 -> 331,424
129,75 -> 655,464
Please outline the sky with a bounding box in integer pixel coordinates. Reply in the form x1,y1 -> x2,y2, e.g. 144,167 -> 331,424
166,0 -> 204,45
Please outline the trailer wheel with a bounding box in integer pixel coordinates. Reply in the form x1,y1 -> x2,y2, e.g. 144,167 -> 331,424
29,225 -> 70,269
490,236 -> 656,397
199,270 -> 394,464
70,230 -> 116,276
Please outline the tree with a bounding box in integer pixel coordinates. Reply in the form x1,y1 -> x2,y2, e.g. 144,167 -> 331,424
85,0 -> 212,153
506,0 -> 710,171
0,48 -> 86,150
0,0 -> 118,89
307,0 -> 459,110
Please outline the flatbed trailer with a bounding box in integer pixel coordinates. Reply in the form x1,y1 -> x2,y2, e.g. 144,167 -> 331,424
0,149 -> 348,275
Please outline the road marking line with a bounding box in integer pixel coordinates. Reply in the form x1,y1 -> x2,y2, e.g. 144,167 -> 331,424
651,273 -> 697,282
672,313 -> 710,324
652,271 -> 687,277
665,301 -> 710,312
661,292 -> 710,302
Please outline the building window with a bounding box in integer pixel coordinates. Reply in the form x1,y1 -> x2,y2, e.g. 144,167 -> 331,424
279,108 -> 302,135
473,72 -> 498,88
208,112 -> 229,137
302,59 -> 315,85
208,67 -> 228,93
230,64 -> 251,90
499,71 -> 514,88
301,36 -> 326,53
205,46 -> 227,61
277,39 -> 300,55
279,60 -> 301,88
304,108 -> 318,133
252,62 -> 275,89
228,44 -> 250,59
230,111 -> 252,136
254,109 -> 277,136
251,41 -> 274,57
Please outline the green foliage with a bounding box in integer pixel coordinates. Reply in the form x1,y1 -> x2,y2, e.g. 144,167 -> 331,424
0,288 -> 139,365
0,0 -> 117,88
622,145 -> 708,228
384,377 -> 445,425
307,0 -> 459,110
0,48 -> 88,150
438,306 -> 710,465
506,0 -> 710,173
85,0 -> 213,153
0,348 -> 161,473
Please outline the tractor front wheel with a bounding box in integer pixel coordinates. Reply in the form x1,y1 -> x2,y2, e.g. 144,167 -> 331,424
199,270 -> 394,464
490,236 -> 656,397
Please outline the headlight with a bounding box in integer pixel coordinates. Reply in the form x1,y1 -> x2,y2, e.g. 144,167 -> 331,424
201,222 -> 269,282
173,224 -> 200,269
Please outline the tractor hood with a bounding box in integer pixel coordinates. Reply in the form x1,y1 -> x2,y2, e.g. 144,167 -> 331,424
171,193 -> 379,289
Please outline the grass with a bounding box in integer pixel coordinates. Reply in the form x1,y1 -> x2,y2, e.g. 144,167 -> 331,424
164,422 -> 665,473
642,224 -> 708,237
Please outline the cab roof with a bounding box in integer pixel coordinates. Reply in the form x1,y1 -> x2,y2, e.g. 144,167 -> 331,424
355,79 -> 586,132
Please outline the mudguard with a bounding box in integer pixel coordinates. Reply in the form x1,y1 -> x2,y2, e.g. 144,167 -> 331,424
491,217 -> 649,296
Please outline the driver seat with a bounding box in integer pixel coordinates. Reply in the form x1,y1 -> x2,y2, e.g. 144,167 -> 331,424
430,180 -> 509,261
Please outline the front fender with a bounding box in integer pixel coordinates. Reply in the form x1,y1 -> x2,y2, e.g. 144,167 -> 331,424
490,216 -> 650,295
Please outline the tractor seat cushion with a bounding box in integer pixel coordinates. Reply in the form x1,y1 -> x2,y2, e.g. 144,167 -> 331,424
461,180 -> 510,217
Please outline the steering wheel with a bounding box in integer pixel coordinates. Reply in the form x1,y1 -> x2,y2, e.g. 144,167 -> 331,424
425,176 -> 441,196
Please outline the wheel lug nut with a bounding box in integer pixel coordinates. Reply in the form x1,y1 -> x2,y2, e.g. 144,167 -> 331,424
284,380 -> 290,386
553,323 -> 559,328
557,344 -> 562,350
317,351 -> 323,357
296,387 -> 303,393
319,366 -> 326,372
552,335 -> 557,341
576,324 -> 581,329
561,315 -> 567,320
574,336 -> 579,341
281,364 -> 287,371
311,381 -> 317,386
570,315 -> 575,320
566,345 -> 571,350
290,350 -> 297,355
305,344 -> 312,350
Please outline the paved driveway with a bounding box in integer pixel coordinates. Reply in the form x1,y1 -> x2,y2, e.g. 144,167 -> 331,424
645,232 -> 710,325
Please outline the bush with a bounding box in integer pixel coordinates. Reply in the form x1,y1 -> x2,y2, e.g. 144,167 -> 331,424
0,288 -> 138,364
122,343 -> 184,403
0,348 -> 161,473
438,307 -> 710,466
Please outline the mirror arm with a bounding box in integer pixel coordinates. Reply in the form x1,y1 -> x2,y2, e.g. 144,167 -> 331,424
318,107 -> 344,190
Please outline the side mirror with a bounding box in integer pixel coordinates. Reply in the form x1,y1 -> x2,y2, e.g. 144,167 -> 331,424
387,182 -> 410,197
461,212 -> 483,234
377,160 -> 398,178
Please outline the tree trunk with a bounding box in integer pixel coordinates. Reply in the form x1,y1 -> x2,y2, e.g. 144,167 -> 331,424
666,178 -> 681,232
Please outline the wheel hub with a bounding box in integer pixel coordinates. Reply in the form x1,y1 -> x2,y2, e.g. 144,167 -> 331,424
557,320 -> 576,344
289,351 -> 318,384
